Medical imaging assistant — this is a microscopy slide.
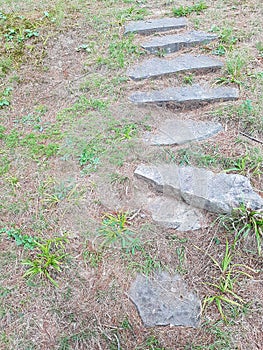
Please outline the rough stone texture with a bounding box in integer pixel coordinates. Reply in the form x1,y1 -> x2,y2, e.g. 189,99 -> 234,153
124,17 -> 187,35
146,119 -> 223,145
129,272 -> 201,327
135,164 -> 182,199
148,197 -> 204,231
128,54 -> 224,80
142,31 -> 217,54
129,85 -> 239,106
135,165 -> 263,214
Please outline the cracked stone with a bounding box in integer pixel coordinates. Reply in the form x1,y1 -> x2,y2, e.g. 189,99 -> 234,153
134,165 -> 263,214
124,17 -> 187,35
129,271 -> 201,328
129,84 -> 239,106
128,54 -> 223,80
148,197 -> 204,231
142,31 -> 217,54
146,119 -> 223,145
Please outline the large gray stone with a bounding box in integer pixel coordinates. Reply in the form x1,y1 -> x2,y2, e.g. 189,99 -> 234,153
129,272 -> 201,327
134,165 -> 263,214
135,164 -> 182,199
128,54 -> 224,80
146,119 -> 223,145
142,31 -> 217,54
129,85 -> 239,106
124,17 -> 187,35
148,197 -> 204,231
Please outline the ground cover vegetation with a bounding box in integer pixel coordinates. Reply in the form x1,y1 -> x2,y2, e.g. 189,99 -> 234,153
0,0 -> 262,349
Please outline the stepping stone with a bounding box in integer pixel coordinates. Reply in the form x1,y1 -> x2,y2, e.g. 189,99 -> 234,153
146,119 -> 223,145
124,17 -> 187,35
129,85 -> 239,106
135,165 -> 263,214
128,54 -> 224,80
142,31 -> 218,54
129,271 -> 201,328
148,197 -> 204,231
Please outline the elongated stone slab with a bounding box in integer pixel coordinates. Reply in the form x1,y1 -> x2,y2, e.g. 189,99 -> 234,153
124,17 -> 187,35
129,85 -> 239,106
148,197 -> 204,231
129,272 -> 201,327
128,55 -> 224,80
135,165 -> 263,214
142,31 -> 217,54
146,119 -> 223,145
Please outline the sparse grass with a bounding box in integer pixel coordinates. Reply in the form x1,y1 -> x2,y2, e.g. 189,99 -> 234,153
172,2 -> 208,17
220,205 -> 263,256
22,236 -> 68,287
201,240 -> 255,322
215,51 -> 247,86
97,211 -> 142,253
174,144 -> 262,178
211,26 -> 238,55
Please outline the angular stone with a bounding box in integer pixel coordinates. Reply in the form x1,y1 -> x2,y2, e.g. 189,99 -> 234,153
134,165 -> 263,214
124,17 -> 187,35
129,272 -> 201,327
148,197 -> 203,231
142,31 -> 217,54
135,164 -> 181,199
129,85 -> 239,106
146,119 -> 223,145
128,54 -> 224,80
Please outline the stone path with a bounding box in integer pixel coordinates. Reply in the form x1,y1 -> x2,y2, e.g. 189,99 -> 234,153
135,164 -> 263,214
142,31 -> 218,54
145,119 -> 223,145
124,17 -> 187,35
129,272 -> 201,328
123,16 -> 261,329
128,54 -> 224,80
129,85 -> 238,106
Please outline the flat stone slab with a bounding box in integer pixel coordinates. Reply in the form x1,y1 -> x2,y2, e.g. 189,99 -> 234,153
142,31 -> 217,54
146,119 -> 223,145
128,54 -> 224,80
135,165 -> 263,214
129,272 -> 201,327
129,85 -> 239,106
124,17 -> 187,35
148,197 -> 204,231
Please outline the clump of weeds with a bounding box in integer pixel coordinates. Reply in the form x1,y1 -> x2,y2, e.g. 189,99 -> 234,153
172,2 -> 208,17
201,240 -> 256,322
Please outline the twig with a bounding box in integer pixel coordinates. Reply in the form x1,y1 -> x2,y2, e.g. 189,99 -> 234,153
114,334 -> 121,350
239,132 -> 263,144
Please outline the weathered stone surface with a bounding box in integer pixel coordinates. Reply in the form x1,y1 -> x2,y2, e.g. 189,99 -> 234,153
129,85 -> 239,106
128,54 -> 224,80
135,164 -> 181,199
142,31 -> 217,54
129,272 -> 201,327
146,119 -> 223,145
148,197 -> 203,231
124,17 -> 187,35
135,165 -> 263,214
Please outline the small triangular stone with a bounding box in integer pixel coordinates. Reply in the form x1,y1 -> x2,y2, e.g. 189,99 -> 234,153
146,119 -> 223,145
124,17 -> 187,35
135,165 -> 263,214
129,272 -> 201,328
129,85 -> 239,106
128,54 -> 224,80
148,197 -> 204,231
142,31 -> 217,54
